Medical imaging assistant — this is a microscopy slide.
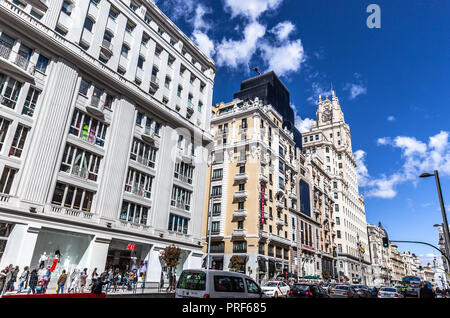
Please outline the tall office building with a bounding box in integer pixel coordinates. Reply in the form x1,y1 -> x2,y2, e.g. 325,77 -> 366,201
301,91 -> 371,284
0,0 -> 215,289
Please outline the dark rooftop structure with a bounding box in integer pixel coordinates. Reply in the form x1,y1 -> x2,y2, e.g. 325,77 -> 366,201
233,71 -> 303,148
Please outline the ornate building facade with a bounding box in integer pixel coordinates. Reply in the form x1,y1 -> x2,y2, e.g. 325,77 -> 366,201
301,91 -> 370,284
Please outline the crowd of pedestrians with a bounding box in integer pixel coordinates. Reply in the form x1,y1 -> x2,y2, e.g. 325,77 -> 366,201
0,264 -> 147,296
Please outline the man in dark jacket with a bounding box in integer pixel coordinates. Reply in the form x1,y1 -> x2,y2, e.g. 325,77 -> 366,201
419,282 -> 435,298
27,269 -> 39,294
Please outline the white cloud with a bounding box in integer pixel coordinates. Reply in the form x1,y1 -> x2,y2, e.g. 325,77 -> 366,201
216,22 -> 266,68
387,116 -> 395,121
192,30 -> 215,58
344,83 -> 367,100
307,82 -> 332,104
261,39 -> 305,76
291,104 -> 314,133
354,150 -> 370,187
360,131 -> 450,199
224,0 -> 283,21
270,21 -> 295,41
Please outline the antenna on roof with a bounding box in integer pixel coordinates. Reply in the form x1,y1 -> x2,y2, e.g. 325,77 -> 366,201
252,67 -> 261,75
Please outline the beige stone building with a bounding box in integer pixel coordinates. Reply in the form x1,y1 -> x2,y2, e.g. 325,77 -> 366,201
389,244 -> 405,284
367,223 -> 391,287
202,98 -> 297,282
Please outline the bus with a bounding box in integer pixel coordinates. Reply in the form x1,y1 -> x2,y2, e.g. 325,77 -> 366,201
401,276 -> 422,297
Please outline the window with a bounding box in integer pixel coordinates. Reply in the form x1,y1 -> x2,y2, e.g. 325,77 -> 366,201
125,22 -> 134,33
211,221 -> 220,233
0,167 -> 16,194
212,169 -> 223,180
120,201 -> 148,225
108,8 -> 118,19
136,111 -> 143,125
168,213 -> 189,234
21,87 -> 40,117
69,109 -> 108,147
211,186 -> 222,197
61,1 -> 72,15
171,186 -> 192,211
121,45 -> 129,58
168,55 -> 175,67
79,79 -> 90,96
51,182 -> 94,212
130,139 -> 157,168
198,101 -> 203,113
0,74 -> 22,109
155,45 -> 162,56
212,203 -> 221,216
0,117 -> 10,151
104,94 -> 114,109
124,168 -> 154,199
233,241 -> 247,253
336,217 -> 340,225
337,230 -> 341,239
238,201 -> 244,210
9,125 -> 29,158
30,10 -> 43,20
137,56 -> 144,69
174,161 -> 194,184
177,85 -> 183,97
164,76 -> 171,89
214,276 -> 245,293
35,55 -> 49,73
335,204 -> 339,212
333,181 -> 337,189
60,144 -> 101,181
84,17 -> 94,32
144,15 -> 151,24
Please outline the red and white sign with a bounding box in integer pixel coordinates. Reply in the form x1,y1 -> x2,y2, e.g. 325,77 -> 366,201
261,187 -> 265,224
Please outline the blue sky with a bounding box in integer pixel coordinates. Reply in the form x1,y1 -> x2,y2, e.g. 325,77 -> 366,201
155,0 -> 450,265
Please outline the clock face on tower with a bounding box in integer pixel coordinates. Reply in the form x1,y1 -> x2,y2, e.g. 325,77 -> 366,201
322,109 -> 332,122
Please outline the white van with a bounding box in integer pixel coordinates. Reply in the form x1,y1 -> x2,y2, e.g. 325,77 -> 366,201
175,269 -> 267,298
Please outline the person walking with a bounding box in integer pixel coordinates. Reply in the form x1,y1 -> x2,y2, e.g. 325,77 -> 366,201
106,269 -> 114,292
17,266 -> 30,293
3,265 -> 13,294
57,270 -> 67,294
43,265 -> 52,291
27,269 -> 39,295
68,269 -> 80,293
0,267 -> 8,295
79,268 -> 88,293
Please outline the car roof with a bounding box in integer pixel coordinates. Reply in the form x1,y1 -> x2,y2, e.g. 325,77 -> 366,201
181,269 -> 253,279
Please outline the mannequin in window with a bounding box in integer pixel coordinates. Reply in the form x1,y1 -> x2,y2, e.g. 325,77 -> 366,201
39,252 -> 48,269
50,250 -> 61,272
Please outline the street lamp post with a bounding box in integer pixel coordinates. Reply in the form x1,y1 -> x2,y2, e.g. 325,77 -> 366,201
420,171 -> 450,263
206,197 -> 213,270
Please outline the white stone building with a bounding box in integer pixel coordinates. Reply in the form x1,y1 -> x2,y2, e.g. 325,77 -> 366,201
367,223 -> 390,287
301,92 -> 371,284
0,0 -> 216,289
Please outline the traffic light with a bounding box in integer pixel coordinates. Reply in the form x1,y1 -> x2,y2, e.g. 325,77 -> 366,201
382,236 -> 389,248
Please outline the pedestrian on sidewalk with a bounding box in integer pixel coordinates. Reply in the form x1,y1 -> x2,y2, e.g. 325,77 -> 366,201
68,269 -> 80,293
79,268 -> 88,293
3,265 -> 14,293
0,267 -> 8,295
419,282 -> 435,298
27,268 -> 39,295
17,266 -> 30,293
43,265 -> 52,290
57,270 -> 67,294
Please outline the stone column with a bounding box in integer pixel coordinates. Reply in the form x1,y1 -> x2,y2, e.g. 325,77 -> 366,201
0,224 -> 40,269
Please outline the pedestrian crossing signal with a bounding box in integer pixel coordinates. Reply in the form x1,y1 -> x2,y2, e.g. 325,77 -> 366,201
382,237 -> 389,248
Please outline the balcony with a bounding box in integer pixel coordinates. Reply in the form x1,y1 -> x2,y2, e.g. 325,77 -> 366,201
288,190 -> 297,200
100,39 -> 113,58
123,31 -> 133,47
149,75 -> 159,92
233,210 -> 247,220
0,41 -> 12,60
276,200 -> 284,210
135,67 -> 144,82
234,173 -> 248,183
140,43 -> 148,58
142,128 -> 160,147
86,95 -> 104,117
118,55 -> 128,72
233,191 -> 247,201
57,11 -> 71,33
268,233 -> 291,247
276,218 -> 284,227
186,101 -> 194,114
87,3 -> 98,21
14,53 -> 29,70
105,17 -> 116,34
232,229 -> 246,238
259,174 -> 268,184
237,154 -> 247,165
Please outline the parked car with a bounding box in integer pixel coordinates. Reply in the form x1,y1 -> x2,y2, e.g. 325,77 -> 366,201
261,281 -> 291,298
329,285 -> 359,298
350,284 -> 373,298
175,269 -> 268,298
289,284 -> 330,298
377,286 -> 403,298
